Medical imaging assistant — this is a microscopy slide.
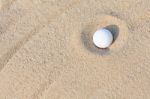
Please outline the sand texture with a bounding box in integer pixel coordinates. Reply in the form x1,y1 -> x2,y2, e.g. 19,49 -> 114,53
0,0 -> 150,99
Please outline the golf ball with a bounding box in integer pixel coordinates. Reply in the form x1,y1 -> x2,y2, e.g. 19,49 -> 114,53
93,28 -> 113,48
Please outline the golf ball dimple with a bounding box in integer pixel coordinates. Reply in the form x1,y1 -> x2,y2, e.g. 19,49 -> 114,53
93,28 -> 113,48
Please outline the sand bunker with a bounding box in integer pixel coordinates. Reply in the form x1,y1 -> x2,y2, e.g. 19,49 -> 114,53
0,0 -> 150,99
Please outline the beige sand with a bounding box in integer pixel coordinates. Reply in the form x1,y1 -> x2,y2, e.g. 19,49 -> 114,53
0,0 -> 150,99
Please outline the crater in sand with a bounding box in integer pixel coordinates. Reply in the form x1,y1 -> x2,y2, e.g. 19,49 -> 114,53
80,15 -> 129,55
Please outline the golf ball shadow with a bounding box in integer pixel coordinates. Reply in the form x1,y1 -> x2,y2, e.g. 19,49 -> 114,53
104,25 -> 119,44
81,24 -> 119,55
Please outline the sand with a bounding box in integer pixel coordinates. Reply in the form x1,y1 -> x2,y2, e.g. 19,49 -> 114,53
0,0 -> 150,99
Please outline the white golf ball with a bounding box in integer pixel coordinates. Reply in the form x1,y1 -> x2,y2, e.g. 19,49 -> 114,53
93,28 -> 113,48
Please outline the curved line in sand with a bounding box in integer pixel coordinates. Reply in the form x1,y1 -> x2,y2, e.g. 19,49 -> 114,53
0,1 -> 80,98
0,0 -> 80,71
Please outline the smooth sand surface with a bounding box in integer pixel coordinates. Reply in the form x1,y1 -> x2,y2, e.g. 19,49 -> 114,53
0,0 -> 150,99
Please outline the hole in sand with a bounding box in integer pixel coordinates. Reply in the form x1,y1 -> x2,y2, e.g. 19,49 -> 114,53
81,24 -> 119,55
